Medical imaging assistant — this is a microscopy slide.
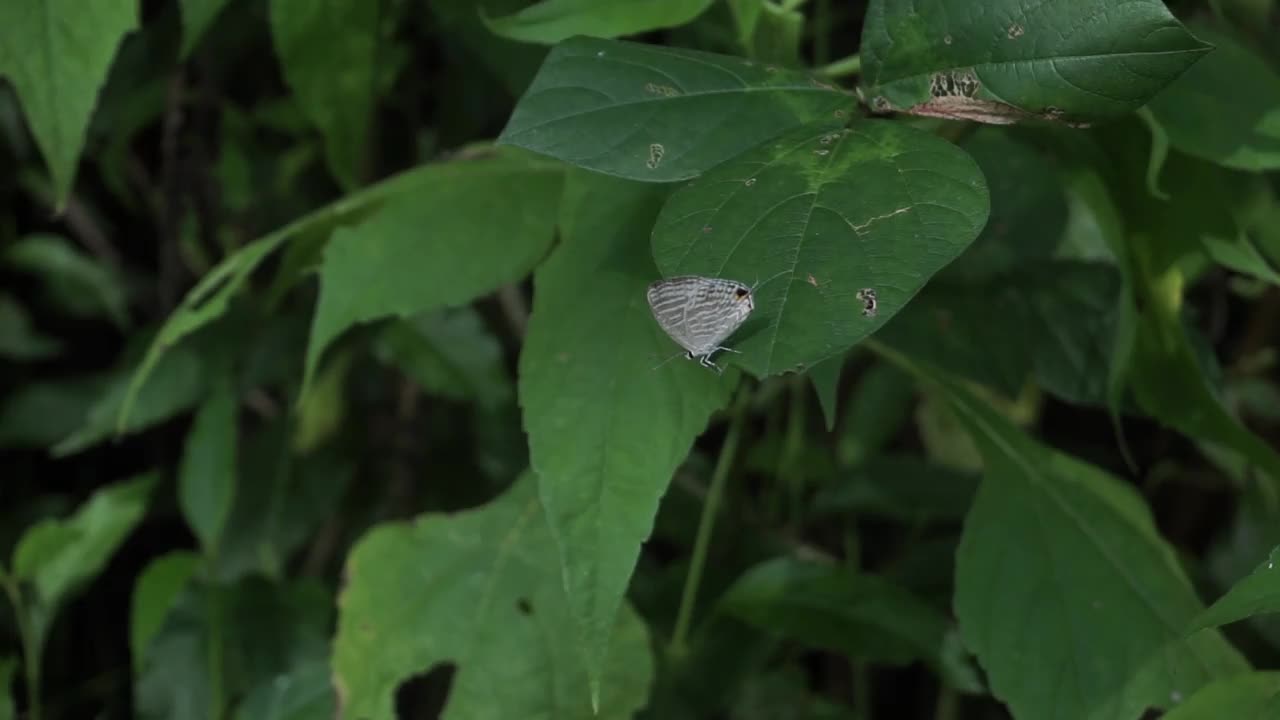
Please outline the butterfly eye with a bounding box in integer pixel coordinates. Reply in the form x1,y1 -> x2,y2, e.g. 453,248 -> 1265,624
734,288 -> 749,300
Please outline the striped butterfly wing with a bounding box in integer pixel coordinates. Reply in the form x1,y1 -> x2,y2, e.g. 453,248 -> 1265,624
647,276 -> 754,356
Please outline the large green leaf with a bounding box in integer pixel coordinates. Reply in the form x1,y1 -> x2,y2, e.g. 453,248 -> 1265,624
483,0 -> 714,44
859,0 -> 1210,126
498,37 -> 853,182
720,557 -> 951,667
521,172 -> 732,700
0,0 -> 136,206
1147,25 -> 1280,171
234,659 -> 333,720
1161,673 -> 1280,720
303,148 -> 562,396
118,153 -> 503,432
179,378 -> 238,557
332,473 -> 654,719
1191,545 -> 1280,632
651,120 -> 988,376
890,351 -> 1249,719
269,0 -> 378,189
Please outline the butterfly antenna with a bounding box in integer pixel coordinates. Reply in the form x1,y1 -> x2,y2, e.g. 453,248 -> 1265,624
651,350 -> 686,371
752,269 -> 792,291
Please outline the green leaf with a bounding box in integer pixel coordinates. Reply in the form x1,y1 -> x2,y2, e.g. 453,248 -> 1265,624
859,0 -> 1210,125
332,473 -> 654,719
212,424 -> 350,582
521,172 -> 731,699
888,349 -> 1250,720
0,656 -> 13,720
812,455 -> 978,524
835,361 -> 916,467
720,557 -> 951,667
0,295 -> 60,361
1162,673 -> 1280,720
303,148 -> 562,397
12,473 -> 155,644
180,0 -> 234,58
652,120 -> 988,376
807,354 -> 844,431
1147,25 -> 1280,171
58,328 -> 219,457
5,234 -> 131,329
233,659 -> 333,720
269,0 -> 379,189
483,0 -> 714,44
1191,546 -> 1280,632
727,0 -> 804,66
130,551 -> 201,670
118,154 -> 502,433
0,375 -> 108,449
373,307 -> 513,409
880,261 -> 1122,405
498,37 -> 853,182
179,378 -> 238,557
0,0 -> 137,206
137,577 -> 332,720
940,129 -> 1068,283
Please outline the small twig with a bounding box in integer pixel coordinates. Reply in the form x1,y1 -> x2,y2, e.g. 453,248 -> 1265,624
816,53 -> 861,78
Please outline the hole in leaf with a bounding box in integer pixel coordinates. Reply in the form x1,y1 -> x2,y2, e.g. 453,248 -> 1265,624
395,662 -> 456,720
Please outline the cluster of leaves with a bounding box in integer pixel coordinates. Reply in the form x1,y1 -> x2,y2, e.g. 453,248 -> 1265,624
2,0 -> 1280,718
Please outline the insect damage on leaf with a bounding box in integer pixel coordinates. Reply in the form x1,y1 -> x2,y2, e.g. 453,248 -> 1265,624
866,68 -> 1092,128
647,143 -> 665,170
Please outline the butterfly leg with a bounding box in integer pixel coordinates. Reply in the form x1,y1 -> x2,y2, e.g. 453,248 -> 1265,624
697,354 -> 724,375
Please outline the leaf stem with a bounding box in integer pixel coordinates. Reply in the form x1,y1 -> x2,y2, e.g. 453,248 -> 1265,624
1,574 -> 42,720
816,53 -> 861,78
669,387 -> 751,657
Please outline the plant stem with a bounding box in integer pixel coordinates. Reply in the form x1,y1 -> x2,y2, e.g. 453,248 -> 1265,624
817,53 -> 861,78
669,388 -> 751,657
1,574 -> 42,720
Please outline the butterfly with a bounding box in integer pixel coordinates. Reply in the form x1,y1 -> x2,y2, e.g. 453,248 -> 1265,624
646,275 -> 756,373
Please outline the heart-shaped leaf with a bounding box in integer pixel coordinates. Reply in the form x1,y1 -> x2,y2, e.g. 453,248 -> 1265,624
859,0 -> 1210,126
651,120 -> 988,376
498,36 -> 853,181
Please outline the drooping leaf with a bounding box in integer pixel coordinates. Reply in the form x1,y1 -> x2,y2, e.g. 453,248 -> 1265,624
4,234 -> 131,328
498,36 -> 853,182
233,659 -> 334,720
652,120 -> 988,376
0,295 -> 60,361
0,0 -> 137,206
1191,546 -> 1280,632
179,378 -> 239,556
835,361 -> 916,467
119,153 -> 505,432
859,0 -> 1210,125
1147,24 -> 1280,171
373,307 -> 513,409
483,0 -> 714,44
720,557 -> 952,667
521,171 -> 732,700
887,349 -> 1249,720
12,473 -> 155,652
303,148 -> 562,396
180,0 -> 234,58
1161,673 -> 1280,720
130,551 -> 201,670
880,261 -> 1122,405
812,454 -> 978,524
269,0 -> 379,189
807,353 -> 845,431
332,473 -> 654,719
